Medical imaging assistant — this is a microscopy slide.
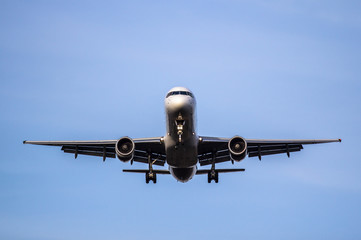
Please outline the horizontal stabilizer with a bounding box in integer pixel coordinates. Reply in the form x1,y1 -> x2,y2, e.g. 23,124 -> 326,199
123,169 -> 170,174
196,168 -> 245,175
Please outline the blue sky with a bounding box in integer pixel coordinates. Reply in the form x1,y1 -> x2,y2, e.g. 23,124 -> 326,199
1,0 -> 360,239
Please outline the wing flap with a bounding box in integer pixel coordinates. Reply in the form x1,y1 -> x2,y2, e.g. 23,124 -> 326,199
63,149 -> 115,158
132,156 -> 165,166
198,149 -> 228,161
248,147 -> 302,158
247,144 -> 303,152
61,145 -> 115,151
196,168 -> 245,175
123,169 -> 170,174
199,155 -> 230,166
247,144 -> 303,159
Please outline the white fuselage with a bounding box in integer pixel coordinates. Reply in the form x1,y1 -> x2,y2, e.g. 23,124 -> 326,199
164,87 -> 198,182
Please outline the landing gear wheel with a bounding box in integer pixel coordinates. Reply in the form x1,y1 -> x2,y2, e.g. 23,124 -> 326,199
146,172 -> 157,184
215,172 -> 219,183
153,173 -> 157,184
207,171 -> 219,183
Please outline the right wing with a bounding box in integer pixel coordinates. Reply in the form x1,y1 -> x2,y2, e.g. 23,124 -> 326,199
23,137 -> 166,166
198,137 -> 341,165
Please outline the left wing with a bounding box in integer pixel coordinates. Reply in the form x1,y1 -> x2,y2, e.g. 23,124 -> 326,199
23,137 -> 166,166
198,137 -> 341,166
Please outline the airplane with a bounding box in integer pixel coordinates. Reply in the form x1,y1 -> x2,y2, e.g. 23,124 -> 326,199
23,87 -> 341,183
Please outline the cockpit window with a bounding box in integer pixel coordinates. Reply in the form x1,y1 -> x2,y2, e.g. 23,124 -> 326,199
166,91 -> 194,98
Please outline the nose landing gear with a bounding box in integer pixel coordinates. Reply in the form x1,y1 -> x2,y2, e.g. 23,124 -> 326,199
176,114 -> 185,143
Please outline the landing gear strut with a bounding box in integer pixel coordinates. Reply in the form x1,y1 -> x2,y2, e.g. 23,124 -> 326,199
176,114 -> 185,144
145,151 -> 157,184
208,150 -> 219,183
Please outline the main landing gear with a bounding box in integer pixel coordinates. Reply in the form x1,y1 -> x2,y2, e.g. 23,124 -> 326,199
208,171 -> 218,183
146,152 -> 157,184
208,150 -> 218,183
146,172 -> 157,184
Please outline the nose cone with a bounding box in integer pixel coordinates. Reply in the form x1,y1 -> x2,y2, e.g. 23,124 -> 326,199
170,167 -> 196,183
174,95 -> 191,110
167,95 -> 194,115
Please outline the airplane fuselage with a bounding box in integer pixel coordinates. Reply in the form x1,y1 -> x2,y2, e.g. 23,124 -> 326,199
23,86 -> 341,184
164,87 -> 198,182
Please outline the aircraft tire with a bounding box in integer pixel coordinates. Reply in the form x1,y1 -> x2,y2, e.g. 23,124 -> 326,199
153,173 -> 157,184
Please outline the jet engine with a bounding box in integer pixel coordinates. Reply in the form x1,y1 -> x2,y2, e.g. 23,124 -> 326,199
115,137 -> 135,162
228,136 -> 247,161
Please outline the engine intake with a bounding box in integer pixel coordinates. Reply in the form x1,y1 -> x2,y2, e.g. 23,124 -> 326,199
228,136 -> 247,161
115,137 -> 135,162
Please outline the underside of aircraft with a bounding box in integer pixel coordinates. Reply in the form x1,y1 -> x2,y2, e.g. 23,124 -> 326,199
24,87 -> 341,183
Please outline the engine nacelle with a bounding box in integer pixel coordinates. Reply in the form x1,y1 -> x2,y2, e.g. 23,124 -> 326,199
115,137 -> 135,162
228,136 -> 247,161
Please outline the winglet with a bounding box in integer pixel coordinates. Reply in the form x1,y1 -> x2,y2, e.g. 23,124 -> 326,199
339,139 -> 342,142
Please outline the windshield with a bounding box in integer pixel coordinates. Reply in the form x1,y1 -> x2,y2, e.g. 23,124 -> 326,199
166,91 -> 194,98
